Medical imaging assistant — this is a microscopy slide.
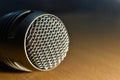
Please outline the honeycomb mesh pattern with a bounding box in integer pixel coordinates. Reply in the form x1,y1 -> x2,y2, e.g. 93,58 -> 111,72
25,14 -> 69,71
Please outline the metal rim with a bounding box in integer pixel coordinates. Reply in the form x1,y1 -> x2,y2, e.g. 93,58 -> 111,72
24,14 -> 69,71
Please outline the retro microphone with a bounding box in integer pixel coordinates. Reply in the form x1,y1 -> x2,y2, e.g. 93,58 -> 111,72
0,10 -> 69,72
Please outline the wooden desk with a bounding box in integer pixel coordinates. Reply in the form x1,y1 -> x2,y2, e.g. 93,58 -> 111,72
0,33 -> 120,80
0,14 -> 120,80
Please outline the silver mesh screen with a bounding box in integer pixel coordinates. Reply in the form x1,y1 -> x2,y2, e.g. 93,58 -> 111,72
25,14 -> 69,71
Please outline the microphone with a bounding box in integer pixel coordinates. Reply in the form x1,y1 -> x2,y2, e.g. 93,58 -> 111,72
0,10 -> 69,72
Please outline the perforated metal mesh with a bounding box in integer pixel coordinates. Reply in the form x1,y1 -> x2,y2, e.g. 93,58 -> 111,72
25,14 -> 69,71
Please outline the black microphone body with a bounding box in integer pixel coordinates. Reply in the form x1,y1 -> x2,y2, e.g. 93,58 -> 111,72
0,10 -> 69,71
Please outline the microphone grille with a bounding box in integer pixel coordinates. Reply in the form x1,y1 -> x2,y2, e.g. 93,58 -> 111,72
25,14 -> 69,71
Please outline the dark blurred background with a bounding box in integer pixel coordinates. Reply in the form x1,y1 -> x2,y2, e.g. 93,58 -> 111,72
0,0 -> 120,15
1,0 -> 120,34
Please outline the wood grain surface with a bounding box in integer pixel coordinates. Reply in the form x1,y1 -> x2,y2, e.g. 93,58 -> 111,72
0,14 -> 120,80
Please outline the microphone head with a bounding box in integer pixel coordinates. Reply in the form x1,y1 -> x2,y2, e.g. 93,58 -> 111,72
0,10 -> 69,71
